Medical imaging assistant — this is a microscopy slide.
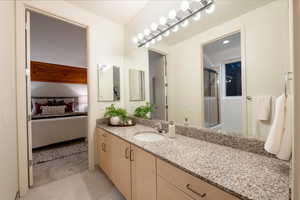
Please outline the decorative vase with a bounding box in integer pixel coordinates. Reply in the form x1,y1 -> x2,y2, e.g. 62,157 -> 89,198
146,112 -> 151,119
110,116 -> 121,125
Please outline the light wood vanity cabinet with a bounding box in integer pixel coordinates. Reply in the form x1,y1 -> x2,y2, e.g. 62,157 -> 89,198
96,129 -> 156,200
131,145 -> 156,200
96,128 -> 240,200
96,129 -> 112,177
110,134 -> 131,200
157,175 -> 193,200
157,159 -> 239,200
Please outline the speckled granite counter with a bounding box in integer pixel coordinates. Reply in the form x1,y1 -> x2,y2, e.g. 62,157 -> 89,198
96,124 -> 290,200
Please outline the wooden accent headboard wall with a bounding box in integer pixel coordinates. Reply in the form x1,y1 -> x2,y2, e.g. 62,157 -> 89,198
31,61 -> 87,84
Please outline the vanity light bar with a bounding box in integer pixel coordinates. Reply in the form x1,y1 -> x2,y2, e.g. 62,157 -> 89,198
133,0 -> 215,48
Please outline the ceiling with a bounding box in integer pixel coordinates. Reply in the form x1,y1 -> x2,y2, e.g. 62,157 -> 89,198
67,0 -> 150,24
203,32 -> 241,56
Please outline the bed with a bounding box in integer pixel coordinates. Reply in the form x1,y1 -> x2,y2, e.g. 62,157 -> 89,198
31,97 -> 88,149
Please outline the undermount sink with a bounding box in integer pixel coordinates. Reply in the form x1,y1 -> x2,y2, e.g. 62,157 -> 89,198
134,131 -> 165,142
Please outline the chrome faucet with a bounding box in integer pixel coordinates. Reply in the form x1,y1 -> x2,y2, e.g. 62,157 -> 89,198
155,122 -> 164,133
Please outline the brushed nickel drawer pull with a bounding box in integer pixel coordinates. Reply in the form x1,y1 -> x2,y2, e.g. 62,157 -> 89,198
101,143 -> 105,152
186,184 -> 206,198
130,149 -> 134,161
102,134 -> 107,137
103,143 -> 106,152
125,147 -> 130,159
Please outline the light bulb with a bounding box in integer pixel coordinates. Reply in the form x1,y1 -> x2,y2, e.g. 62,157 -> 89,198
151,39 -> 156,45
145,42 -> 150,48
151,23 -> 158,31
223,40 -> 230,45
138,33 -> 144,40
160,16 -> 167,25
144,28 -> 151,36
168,9 -> 177,20
206,4 -> 215,14
180,1 -> 190,12
163,30 -> 170,37
172,25 -> 179,32
157,35 -> 162,41
181,20 -> 189,28
132,37 -> 138,44
193,13 -> 201,21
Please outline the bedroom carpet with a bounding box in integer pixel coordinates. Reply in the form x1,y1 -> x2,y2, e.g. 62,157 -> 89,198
33,139 -> 88,187
33,139 -> 88,165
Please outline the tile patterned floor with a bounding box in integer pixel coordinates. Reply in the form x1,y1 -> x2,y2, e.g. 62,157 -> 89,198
22,169 -> 125,200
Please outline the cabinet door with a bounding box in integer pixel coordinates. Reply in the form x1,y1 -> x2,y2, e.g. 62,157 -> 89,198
157,176 -> 193,200
97,130 -> 111,177
111,135 -> 131,200
131,145 -> 156,200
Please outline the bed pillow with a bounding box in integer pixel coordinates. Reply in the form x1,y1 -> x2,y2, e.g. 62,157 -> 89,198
41,105 -> 66,115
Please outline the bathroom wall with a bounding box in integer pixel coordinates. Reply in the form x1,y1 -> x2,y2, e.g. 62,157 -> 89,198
167,0 -> 289,138
0,1 -> 19,199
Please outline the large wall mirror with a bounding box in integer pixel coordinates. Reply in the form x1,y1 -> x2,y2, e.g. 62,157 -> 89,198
98,65 -> 120,102
126,0 -> 291,141
129,69 -> 145,101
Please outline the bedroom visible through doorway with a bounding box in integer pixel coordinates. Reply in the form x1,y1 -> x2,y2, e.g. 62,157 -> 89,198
27,11 -> 88,187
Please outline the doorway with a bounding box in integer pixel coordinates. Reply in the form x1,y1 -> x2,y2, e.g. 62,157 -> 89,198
202,32 -> 243,135
26,10 -> 89,187
148,50 -> 168,120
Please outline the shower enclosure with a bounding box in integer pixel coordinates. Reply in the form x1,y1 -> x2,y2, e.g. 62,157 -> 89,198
204,68 -> 220,128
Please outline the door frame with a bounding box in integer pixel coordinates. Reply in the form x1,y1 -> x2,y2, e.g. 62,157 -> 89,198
16,2 -> 90,196
200,26 -> 247,136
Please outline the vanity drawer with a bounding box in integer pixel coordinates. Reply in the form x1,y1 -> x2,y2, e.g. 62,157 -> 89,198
96,128 -> 109,139
157,159 -> 240,200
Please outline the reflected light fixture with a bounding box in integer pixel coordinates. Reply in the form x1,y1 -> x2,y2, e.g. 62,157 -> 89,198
193,12 -> 201,21
206,4 -> 215,14
169,9 -> 177,20
181,20 -> 189,28
223,40 -> 230,45
180,0 -> 190,12
133,0 -> 214,48
172,25 -> 179,32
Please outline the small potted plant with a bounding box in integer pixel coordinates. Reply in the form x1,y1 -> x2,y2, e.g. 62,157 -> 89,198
134,103 -> 154,119
104,104 -> 128,125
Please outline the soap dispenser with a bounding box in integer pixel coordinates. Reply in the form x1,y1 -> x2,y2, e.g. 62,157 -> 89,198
168,121 -> 176,138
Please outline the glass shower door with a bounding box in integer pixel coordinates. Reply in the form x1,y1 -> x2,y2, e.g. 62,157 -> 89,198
204,68 -> 220,128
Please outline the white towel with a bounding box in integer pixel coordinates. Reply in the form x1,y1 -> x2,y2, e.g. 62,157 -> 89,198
253,96 -> 272,121
264,95 -> 286,154
276,96 -> 292,160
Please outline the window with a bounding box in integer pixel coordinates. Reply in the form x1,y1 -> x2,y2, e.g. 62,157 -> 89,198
225,61 -> 242,96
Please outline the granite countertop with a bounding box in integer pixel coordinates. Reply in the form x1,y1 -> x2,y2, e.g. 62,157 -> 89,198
97,123 -> 290,200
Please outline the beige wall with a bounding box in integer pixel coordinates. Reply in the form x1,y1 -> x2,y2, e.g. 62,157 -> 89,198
16,0 -> 124,194
0,1 -> 19,199
167,0 -> 289,138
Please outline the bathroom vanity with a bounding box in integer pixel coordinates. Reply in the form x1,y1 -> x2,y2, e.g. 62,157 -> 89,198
95,123 -> 289,200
